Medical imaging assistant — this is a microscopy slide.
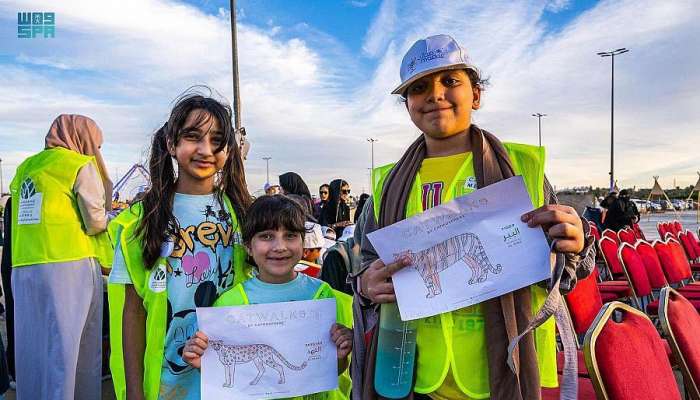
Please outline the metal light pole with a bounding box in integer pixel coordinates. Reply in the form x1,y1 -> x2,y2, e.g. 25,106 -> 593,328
262,157 -> 271,184
597,47 -> 629,192
367,138 -> 378,171
531,113 -> 546,147
229,0 -> 248,156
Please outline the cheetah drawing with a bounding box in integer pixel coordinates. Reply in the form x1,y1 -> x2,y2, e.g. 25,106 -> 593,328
394,232 -> 502,298
209,341 -> 307,388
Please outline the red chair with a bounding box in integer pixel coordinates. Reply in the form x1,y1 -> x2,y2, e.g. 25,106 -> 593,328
688,230 -> 700,259
633,222 -> 647,241
639,241 -> 700,302
655,239 -> 692,284
600,236 -> 626,280
659,287 -> 700,400
674,220 -> 684,235
680,231 -> 699,261
618,228 -> 637,245
658,222 -> 669,239
618,243 -> 657,313
602,229 -> 620,244
583,302 -> 683,400
566,272 -> 606,337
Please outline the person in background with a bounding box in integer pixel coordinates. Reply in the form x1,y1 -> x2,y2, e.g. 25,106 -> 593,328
294,221 -> 325,278
10,114 -> 113,400
353,193 -> 370,224
1,201 -> 15,387
604,189 -> 639,231
319,179 -> 352,237
264,182 -> 281,196
321,224 -> 357,295
600,191 -> 617,227
279,172 -> 314,214
314,183 -> 330,220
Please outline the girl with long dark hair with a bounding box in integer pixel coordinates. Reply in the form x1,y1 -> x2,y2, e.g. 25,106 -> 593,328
108,88 -> 252,400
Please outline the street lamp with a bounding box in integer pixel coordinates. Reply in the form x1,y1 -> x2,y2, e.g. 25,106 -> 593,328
262,156 -> 271,184
597,47 -> 629,192
531,113 -> 546,147
367,138 -> 378,171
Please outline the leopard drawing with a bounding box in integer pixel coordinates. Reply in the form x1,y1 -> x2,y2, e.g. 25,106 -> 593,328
209,340 -> 307,388
394,232 -> 502,298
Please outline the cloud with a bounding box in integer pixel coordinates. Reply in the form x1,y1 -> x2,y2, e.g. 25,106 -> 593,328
0,0 -> 698,198
545,0 -> 571,13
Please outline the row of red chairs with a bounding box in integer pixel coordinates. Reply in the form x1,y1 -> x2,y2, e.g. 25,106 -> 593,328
582,289 -> 700,400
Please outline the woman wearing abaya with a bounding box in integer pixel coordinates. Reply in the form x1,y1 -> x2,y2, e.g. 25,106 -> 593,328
319,179 -> 352,237
9,114 -> 113,400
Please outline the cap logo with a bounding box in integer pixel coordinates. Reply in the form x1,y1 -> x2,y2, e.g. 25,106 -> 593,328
407,47 -> 448,73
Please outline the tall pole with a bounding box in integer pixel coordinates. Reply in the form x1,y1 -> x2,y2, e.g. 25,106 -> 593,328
0,158 -> 4,195
367,138 -> 378,171
230,0 -> 241,131
598,48 -> 629,192
531,113 -> 546,147
262,157 -> 271,184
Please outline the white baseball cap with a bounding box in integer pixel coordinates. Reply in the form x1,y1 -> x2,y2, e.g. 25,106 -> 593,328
392,34 -> 476,95
303,222 -> 324,249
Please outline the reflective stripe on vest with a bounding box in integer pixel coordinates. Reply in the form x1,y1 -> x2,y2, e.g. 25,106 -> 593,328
10,147 -> 113,267
371,143 -> 557,397
106,197 -> 251,400
213,280 -> 354,400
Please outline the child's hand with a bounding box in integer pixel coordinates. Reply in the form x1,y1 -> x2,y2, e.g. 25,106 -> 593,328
182,331 -> 209,369
330,323 -> 353,360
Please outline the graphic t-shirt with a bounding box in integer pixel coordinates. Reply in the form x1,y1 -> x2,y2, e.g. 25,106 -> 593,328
110,193 -> 241,399
417,152 -> 485,400
418,152 -> 476,209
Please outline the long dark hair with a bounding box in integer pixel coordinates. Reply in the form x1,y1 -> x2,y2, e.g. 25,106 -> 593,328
135,89 -> 251,269
279,172 -> 313,218
354,193 -> 370,223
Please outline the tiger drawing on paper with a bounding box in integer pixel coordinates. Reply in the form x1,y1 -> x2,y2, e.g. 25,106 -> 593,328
394,232 -> 502,298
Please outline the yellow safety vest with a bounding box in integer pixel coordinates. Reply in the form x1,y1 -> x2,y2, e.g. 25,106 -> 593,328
214,280 -> 354,400
10,147 -> 113,268
106,197 -> 251,400
371,142 -> 557,398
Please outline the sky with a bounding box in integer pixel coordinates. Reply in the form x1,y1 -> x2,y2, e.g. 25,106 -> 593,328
0,0 -> 698,198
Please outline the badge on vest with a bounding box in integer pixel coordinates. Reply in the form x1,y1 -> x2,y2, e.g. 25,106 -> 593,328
17,177 -> 42,225
464,176 -> 477,191
148,262 -> 167,293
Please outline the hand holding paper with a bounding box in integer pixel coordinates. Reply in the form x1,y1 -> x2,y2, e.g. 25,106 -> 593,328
366,176 -> 553,320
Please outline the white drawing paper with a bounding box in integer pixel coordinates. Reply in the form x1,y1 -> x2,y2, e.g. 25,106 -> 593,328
367,176 -> 552,321
197,298 -> 338,399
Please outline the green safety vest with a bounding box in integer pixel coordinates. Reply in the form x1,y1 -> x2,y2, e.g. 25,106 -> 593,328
371,142 -> 557,398
214,280 -> 354,400
107,196 -> 251,400
10,147 -> 113,268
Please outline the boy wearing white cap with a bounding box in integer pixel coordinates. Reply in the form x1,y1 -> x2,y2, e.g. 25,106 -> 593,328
351,34 -> 595,400
294,222 -> 324,278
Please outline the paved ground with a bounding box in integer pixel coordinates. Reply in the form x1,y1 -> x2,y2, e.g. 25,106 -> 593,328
0,210 -> 697,399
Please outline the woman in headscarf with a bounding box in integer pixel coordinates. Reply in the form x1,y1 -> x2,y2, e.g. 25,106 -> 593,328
9,114 -> 113,400
319,179 -> 352,237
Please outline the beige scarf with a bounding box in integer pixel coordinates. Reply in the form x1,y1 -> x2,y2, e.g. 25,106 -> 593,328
45,114 -> 113,210
367,125 -> 577,400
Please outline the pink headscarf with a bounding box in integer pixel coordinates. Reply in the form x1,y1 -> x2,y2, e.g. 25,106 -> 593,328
45,114 -> 113,210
